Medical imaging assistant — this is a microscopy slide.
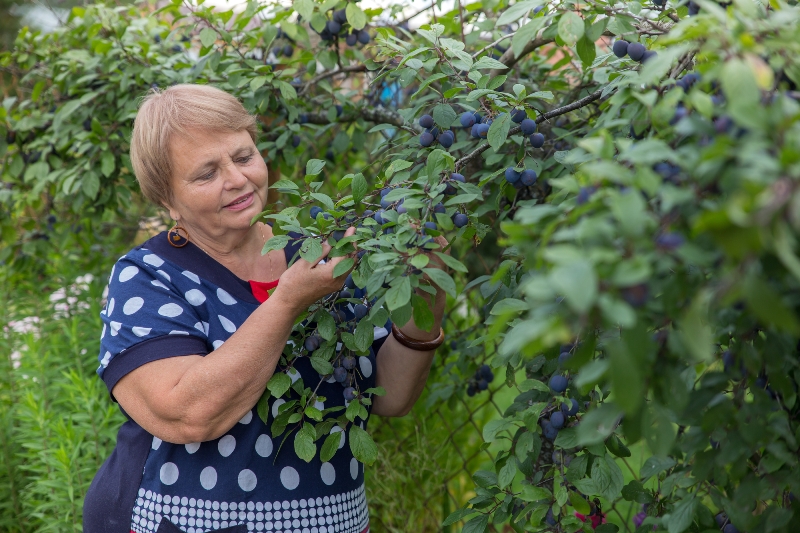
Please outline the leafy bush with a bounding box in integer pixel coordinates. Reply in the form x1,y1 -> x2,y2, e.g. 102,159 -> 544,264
2,0 -> 800,531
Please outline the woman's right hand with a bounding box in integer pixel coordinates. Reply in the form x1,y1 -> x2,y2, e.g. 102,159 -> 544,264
272,226 -> 358,314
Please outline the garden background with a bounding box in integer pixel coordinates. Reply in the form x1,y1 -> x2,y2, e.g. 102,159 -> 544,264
2,0 -> 800,532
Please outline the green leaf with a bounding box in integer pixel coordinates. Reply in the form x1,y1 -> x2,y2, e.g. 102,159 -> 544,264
100,152 -> 115,178
640,456 -> 676,481
81,172 -> 100,199
385,159 -> 413,178
550,260 -> 597,314
270,178 -> 299,190
576,35 -> 596,66
608,337 -> 644,416
432,252 -> 468,273
518,379 -> 549,392
294,0 -> 314,21
411,292 -> 436,333
262,234 -> 290,255
511,18 -> 546,59
267,372 -> 292,397
461,513 -> 489,533
442,508 -> 478,527
348,425 -> 378,465
591,456 -> 624,501
621,480 -> 654,504
310,356 -> 334,375
422,267 -> 456,298
316,310 -> 336,340
570,491 -> 591,514
433,103 -> 457,128
385,276 -> 411,311
490,298 -> 529,315
482,419 -> 511,442
350,173 -> 367,204
576,403 -> 622,446
320,430 -> 343,462
294,423 -> 316,463
346,3 -> 368,30
558,12 -> 584,46
310,192 -> 335,210
721,57 -> 761,129
199,27 -> 217,47
306,159 -> 326,176
497,0 -> 542,26
354,318 -> 374,352
742,276 -> 800,335
333,258 -> 354,278
257,390 -> 270,424
606,434 -> 631,458
487,111 -> 511,151
666,496 -> 696,533
299,238 -> 323,263
472,57 -> 508,71
498,458 -> 516,488
520,485 -> 551,502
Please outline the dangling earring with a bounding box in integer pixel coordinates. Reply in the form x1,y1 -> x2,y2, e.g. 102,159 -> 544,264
167,224 -> 189,248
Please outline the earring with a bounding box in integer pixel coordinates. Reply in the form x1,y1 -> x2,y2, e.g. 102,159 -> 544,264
167,224 -> 189,248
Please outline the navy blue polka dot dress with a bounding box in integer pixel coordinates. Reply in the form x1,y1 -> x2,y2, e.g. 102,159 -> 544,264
83,229 -> 392,533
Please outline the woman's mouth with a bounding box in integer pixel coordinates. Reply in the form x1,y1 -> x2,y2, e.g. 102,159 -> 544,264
225,192 -> 254,210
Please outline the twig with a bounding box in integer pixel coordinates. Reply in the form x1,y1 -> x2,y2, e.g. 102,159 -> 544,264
454,90 -> 604,170
472,32 -> 516,59
489,36 -> 556,78
300,64 -> 368,95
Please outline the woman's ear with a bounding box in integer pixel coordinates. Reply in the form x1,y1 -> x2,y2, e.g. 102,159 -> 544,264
266,161 -> 280,205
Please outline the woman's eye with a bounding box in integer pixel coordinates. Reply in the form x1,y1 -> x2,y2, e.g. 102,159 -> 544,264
237,155 -> 253,164
199,170 -> 215,180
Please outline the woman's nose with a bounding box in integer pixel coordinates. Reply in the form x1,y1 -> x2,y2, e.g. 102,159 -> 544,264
222,160 -> 249,188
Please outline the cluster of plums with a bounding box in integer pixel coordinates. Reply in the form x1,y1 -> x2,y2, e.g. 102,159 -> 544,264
302,275 -> 371,401
274,29 -> 296,57
315,8 -> 371,45
715,512 -> 742,533
612,39 -> 657,63
466,364 -> 495,396
504,167 -> 538,187
416,104 -> 548,154
418,114 -> 455,148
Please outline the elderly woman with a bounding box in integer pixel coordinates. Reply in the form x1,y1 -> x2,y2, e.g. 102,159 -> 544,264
83,84 -> 447,533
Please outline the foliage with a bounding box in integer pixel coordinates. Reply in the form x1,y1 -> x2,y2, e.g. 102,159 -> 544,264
3,0 -> 800,531
0,236 -> 131,533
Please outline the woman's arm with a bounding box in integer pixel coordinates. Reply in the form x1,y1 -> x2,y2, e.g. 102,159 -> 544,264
371,234 -> 449,417
112,228 -> 357,445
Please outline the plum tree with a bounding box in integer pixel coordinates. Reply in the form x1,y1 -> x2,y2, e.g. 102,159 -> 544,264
4,0 -> 800,531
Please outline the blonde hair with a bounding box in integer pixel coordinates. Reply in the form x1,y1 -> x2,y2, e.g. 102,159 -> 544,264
129,84 -> 259,208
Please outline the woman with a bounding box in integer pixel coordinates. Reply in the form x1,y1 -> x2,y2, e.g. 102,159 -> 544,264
83,84 -> 447,533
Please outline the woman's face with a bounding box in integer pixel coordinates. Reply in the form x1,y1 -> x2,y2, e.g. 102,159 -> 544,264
165,128 -> 268,238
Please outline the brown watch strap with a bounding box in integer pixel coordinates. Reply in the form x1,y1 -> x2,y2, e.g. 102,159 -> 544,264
391,323 -> 445,351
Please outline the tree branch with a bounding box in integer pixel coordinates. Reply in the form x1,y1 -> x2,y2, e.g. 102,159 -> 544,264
299,64 -> 368,95
489,36 -> 556,78
454,89 -> 604,171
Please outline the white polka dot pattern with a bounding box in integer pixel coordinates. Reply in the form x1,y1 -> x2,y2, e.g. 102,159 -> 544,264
185,289 -> 206,306
132,326 -> 152,337
218,435 -> 236,457
217,288 -> 237,305
143,254 -> 164,267
130,485 -> 369,533
119,266 -> 139,282
158,303 -> 183,318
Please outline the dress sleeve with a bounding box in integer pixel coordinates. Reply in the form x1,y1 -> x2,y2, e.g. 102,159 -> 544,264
97,253 -> 210,401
